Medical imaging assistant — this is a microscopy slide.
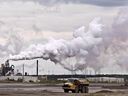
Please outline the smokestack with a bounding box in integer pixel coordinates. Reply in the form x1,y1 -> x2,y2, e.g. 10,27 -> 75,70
5,59 -> 9,67
36,60 -> 38,76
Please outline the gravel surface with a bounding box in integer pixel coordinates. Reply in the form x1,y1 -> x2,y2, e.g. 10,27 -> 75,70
0,83 -> 127,96
0,90 -> 128,96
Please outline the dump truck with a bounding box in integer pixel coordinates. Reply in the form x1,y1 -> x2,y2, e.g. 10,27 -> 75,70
62,78 -> 89,93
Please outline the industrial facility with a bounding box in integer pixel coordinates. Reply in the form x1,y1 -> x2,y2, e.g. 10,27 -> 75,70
0,60 -> 14,76
0,59 -> 44,82
0,59 -> 127,84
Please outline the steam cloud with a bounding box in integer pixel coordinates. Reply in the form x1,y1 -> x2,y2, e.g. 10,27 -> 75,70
0,23 -> 23,57
9,7 -> 128,73
103,7 -> 128,72
9,18 -> 104,72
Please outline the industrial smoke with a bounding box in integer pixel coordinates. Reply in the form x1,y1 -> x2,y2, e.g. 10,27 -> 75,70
9,7 -> 128,74
9,18 -> 104,72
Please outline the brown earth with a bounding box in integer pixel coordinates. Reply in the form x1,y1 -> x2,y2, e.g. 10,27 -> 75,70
0,83 -> 128,96
0,90 -> 128,96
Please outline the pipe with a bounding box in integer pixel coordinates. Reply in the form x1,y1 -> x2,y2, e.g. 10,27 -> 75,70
9,56 -> 43,61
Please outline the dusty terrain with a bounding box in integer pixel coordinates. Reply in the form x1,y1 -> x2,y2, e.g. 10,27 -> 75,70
0,83 -> 128,96
0,90 -> 128,96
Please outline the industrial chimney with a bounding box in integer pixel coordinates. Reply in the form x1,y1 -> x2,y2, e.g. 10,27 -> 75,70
36,60 -> 38,77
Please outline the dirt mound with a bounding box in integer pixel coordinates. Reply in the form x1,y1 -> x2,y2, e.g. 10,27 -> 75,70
102,85 -> 128,89
41,90 -> 52,93
96,90 -> 114,93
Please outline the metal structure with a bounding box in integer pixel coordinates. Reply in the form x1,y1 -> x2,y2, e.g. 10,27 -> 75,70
0,60 -> 14,76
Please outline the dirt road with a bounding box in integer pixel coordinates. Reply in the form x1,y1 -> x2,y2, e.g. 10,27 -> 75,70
0,83 -> 128,96
0,90 -> 128,96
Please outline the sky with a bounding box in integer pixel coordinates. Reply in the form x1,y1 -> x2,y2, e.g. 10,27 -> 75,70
0,0 -> 128,75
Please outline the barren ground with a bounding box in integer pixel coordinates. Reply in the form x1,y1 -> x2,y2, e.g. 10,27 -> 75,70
0,83 -> 128,96
0,90 -> 128,96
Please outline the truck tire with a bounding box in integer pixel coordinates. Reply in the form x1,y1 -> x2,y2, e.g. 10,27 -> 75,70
72,90 -> 75,93
64,89 -> 69,93
74,86 -> 79,93
82,86 -> 88,93
85,87 -> 89,93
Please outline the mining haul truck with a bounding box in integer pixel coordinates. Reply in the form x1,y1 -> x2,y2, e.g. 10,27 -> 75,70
62,78 -> 89,93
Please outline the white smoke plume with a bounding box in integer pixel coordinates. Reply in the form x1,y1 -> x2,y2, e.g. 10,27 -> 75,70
88,7 -> 128,74
8,7 -> 128,74
0,23 -> 24,57
104,7 -> 128,71
9,18 -> 104,72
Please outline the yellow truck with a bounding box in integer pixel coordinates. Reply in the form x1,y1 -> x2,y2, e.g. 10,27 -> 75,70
62,78 -> 89,93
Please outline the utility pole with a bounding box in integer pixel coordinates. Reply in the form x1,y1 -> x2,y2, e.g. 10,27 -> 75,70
84,64 -> 86,79
36,60 -> 39,78
22,64 -> 24,82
